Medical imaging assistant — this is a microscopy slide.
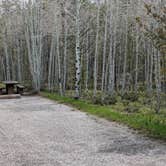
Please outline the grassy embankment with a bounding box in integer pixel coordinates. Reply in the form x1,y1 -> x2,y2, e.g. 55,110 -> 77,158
41,91 -> 166,140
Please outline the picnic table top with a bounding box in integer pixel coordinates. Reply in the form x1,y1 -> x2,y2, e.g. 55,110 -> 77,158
3,81 -> 19,85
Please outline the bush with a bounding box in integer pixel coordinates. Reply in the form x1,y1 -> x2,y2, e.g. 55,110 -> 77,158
93,95 -> 103,105
141,97 -> 152,105
122,100 -> 130,106
103,95 -> 117,105
92,93 -> 117,106
121,92 -> 139,102
124,105 -> 140,113
82,90 -> 93,100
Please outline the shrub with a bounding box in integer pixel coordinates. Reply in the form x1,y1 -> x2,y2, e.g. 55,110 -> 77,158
92,93 -> 117,106
121,92 -> 139,102
122,100 -> 130,106
141,97 -> 152,105
103,95 -> 117,105
93,95 -> 103,105
82,90 -> 93,100
124,105 -> 140,113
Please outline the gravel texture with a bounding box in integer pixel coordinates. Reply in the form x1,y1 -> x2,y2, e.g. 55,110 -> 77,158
0,96 -> 165,166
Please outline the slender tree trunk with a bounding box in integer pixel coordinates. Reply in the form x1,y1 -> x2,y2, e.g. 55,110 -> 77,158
101,0 -> 108,92
85,30 -> 89,91
122,2 -> 129,93
149,45 -> 154,93
135,26 -> 139,92
75,0 -> 81,99
56,27 -> 63,96
107,2 -> 114,95
16,38 -> 22,82
3,29 -> 10,81
154,49 -> 161,113
63,18 -> 68,94
48,34 -> 56,91
93,0 -> 100,96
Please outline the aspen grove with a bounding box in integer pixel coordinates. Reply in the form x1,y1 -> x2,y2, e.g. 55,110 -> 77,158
0,0 -> 165,112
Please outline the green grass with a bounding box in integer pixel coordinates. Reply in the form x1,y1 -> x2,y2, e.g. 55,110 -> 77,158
41,91 -> 166,141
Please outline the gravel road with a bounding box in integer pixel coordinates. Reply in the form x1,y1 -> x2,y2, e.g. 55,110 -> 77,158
0,96 -> 165,166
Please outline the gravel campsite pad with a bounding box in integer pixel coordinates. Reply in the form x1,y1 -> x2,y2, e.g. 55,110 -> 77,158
0,96 -> 165,166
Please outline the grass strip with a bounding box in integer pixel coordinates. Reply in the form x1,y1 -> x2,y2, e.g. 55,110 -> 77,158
41,92 -> 166,140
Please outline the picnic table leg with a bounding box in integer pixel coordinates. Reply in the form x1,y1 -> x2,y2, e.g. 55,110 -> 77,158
0,89 -> 3,95
6,85 -> 15,94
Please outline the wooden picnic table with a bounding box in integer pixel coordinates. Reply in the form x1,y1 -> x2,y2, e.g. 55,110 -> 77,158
3,81 -> 18,95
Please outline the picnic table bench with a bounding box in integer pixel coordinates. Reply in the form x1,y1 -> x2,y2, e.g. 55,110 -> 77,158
0,87 -> 4,95
16,85 -> 25,95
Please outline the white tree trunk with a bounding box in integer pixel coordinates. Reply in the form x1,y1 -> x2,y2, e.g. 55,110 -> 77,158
48,34 -> 55,91
93,0 -> 100,96
149,44 -> 154,92
16,38 -> 22,82
135,26 -> 139,92
122,2 -> 129,93
24,1 -> 43,92
56,26 -> 63,96
63,18 -> 68,94
3,30 -> 10,81
75,0 -> 81,99
154,48 -> 161,113
85,30 -> 89,91
101,0 -> 108,92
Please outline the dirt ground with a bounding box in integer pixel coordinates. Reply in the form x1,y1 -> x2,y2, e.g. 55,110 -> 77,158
0,96 -> 165,166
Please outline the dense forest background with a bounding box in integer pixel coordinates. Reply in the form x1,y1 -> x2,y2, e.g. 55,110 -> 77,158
0,0 -> 165,112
